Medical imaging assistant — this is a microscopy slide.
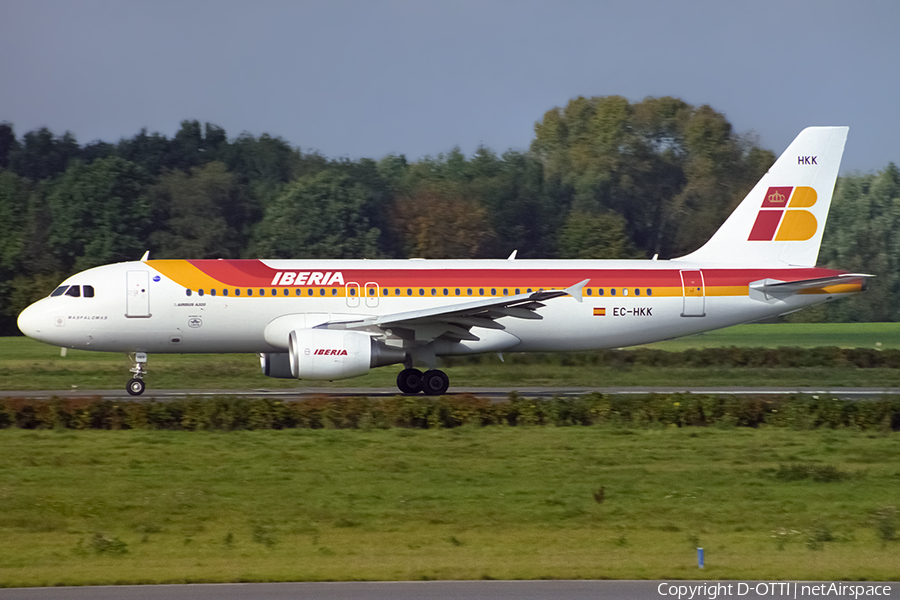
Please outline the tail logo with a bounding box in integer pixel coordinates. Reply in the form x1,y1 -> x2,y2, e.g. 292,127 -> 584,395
748,186 -> 818,241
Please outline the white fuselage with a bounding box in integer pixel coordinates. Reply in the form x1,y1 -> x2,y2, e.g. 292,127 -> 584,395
17,258 -> 860,357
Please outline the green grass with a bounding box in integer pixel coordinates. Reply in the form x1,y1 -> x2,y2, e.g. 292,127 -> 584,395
641,323 -> 900,351
1,323 -> 899,391
0,427 -> 898,586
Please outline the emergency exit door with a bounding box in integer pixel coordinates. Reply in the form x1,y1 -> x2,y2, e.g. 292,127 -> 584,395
126,271 -> 151,318
680,270 -> 705,317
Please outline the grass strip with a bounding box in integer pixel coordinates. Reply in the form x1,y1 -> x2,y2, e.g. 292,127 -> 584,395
0,426 -> 898,586
2,326 -> 900,391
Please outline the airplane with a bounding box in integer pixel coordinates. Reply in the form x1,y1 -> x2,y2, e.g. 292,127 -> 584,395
16,127 -> 869,396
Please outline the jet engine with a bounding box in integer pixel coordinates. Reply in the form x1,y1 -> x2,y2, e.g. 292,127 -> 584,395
259,352 -> 293,378
282,329 -> 405,380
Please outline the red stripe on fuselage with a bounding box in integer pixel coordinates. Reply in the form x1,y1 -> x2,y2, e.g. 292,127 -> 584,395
183,260 -> 845,289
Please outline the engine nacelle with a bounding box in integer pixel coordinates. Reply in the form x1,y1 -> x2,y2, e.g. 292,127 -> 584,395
259,352 -> 293,378
287,329 -> 405,380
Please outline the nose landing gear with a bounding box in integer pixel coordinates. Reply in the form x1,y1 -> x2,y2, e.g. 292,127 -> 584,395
126,352 -> 147,396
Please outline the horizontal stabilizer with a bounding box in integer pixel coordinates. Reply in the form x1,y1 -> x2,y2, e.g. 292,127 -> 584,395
750,273 -> 871,300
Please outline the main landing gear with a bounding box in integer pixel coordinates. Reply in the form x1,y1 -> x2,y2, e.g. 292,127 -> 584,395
126,352 -> 147,396
396,368 -> 450,395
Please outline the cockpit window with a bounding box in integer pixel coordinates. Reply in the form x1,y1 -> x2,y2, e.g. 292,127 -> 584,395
50,284 -> 95,298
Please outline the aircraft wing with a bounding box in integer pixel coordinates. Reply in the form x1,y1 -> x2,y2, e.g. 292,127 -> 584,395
320,279 -> 589,344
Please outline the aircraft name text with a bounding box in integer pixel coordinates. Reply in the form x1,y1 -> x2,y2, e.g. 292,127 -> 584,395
314,348 -> 349,356
271,271 -> 345,286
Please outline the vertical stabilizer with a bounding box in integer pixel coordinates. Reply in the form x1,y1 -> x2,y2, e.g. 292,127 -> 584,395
676,126 -> 848,266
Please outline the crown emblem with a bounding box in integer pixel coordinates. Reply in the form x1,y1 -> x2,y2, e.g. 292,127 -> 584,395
767,189 -> 786,204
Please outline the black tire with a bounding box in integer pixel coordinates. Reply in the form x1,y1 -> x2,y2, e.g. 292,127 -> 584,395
126,378 -> 145,396
422,369 -> 450,396
396,368 -> 424,394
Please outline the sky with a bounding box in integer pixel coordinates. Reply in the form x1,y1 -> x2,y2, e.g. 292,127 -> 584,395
1,0 -> 898,173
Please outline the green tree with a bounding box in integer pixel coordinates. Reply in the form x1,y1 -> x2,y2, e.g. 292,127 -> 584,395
531,96 -> 774,259
46,157 -> 153,271
557,210 -> 637,259
222,132 -> 314,184
0,122 -> 19,169
117,128 -> 172,175
815,165 -> 900,322
149,162 -> 248,258
0,170 -> 30,275
9,127 -> 81,181
248,170 -> 382,259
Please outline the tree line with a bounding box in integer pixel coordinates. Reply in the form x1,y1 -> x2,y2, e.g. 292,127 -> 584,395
1,96 -> 897,334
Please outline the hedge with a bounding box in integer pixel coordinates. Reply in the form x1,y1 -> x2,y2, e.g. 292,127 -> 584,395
1,393 -> 898,431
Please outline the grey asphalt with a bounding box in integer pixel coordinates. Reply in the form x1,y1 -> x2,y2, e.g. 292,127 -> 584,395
2,386 -> 899,400
0,581 -> 897,600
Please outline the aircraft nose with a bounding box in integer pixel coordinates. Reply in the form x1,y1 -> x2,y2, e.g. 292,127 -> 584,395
17,302 -> 44,339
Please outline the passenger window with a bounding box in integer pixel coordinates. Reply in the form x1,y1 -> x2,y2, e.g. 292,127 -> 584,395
186,289 -> 192,297
491,288 -> 496,296
198,289 -> 204,297
647,289 -> 653,296
65,286 -> 81,298
223,289 -> 229,297
234,289 -> 240,296
211,289 -> 217,296
587,288 -> 593,296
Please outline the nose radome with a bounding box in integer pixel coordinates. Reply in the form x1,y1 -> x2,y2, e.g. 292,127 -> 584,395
17,302 -> 43,338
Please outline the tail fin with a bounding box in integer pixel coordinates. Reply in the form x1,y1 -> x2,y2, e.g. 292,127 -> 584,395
676,126 -> 848,266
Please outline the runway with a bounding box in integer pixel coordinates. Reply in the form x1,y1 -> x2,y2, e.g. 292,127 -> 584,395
0,580 -> 897,600
2,386 -> 899,400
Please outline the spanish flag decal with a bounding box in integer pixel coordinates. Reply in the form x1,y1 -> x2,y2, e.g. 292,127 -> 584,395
593,307 -> 606,316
